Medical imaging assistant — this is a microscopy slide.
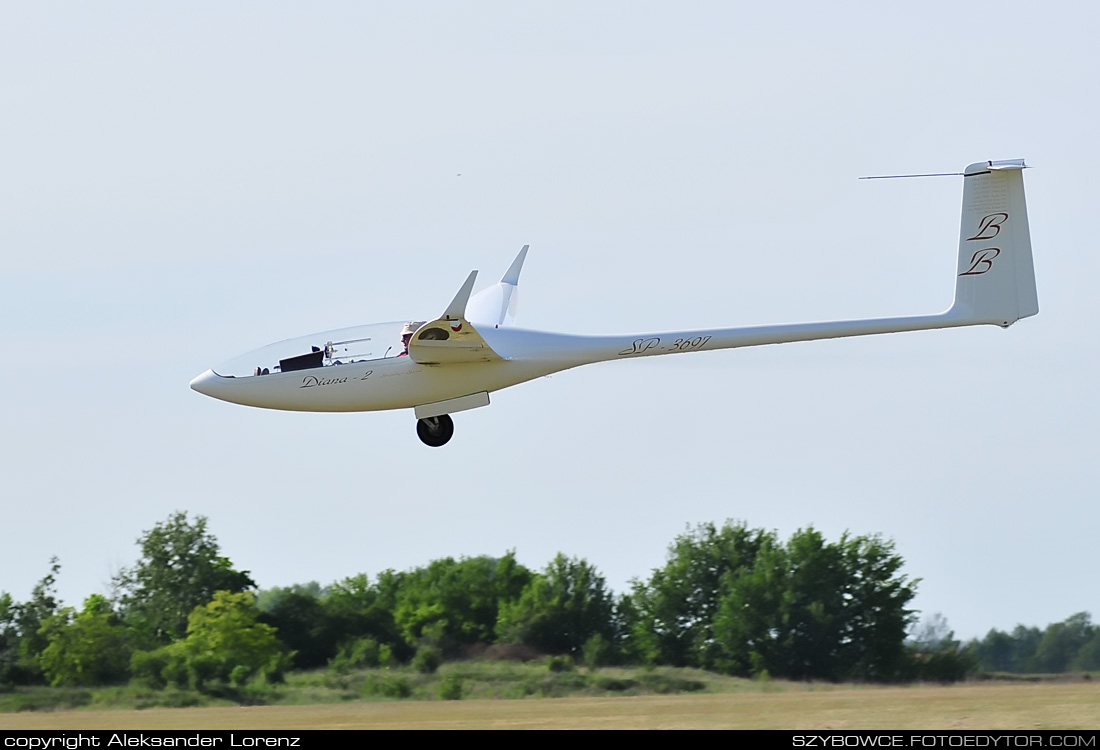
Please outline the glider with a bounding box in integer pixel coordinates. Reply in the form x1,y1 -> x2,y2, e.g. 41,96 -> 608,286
191,159 -> 1038,446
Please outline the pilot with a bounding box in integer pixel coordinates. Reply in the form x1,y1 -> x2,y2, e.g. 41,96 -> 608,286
399,321 -> 425,356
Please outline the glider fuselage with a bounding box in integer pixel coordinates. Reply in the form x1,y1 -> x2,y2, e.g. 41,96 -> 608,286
190,310 -> 973,413
190,159 -> 1039,446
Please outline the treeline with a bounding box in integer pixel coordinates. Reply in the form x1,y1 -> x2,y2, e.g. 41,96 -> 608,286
0,512 -> 1086,693
971,613 -> 1100,673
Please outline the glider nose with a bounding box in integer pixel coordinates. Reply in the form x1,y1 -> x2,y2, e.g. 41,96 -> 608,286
190,369 -> 219,397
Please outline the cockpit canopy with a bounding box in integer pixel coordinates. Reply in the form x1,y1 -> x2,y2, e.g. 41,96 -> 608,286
212,321 -> 411,378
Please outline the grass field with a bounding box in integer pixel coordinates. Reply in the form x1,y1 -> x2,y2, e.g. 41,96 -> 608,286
3,681 -> 1099,730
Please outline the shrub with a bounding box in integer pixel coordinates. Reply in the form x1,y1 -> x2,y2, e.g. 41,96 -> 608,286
329,638 -> 382,674
481,643 -> 542,662
413,645 -> 442,674
160,646 -> 190,690
637,672 -> 706,694
262,653 -> 292,685
583,634 -> 611,671
547,655 -> 574,673
593,676 -> 636,691
438,673 -> 463,700
188,653 -> 220,692
130,650 -> 169,690
364,674 -> 412,699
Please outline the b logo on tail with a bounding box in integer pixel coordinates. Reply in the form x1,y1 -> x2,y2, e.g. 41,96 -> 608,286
960,247 -> 1001,276
967,212 -> 1009,241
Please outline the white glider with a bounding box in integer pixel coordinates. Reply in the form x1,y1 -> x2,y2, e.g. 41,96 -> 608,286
191,159 -> 1038,446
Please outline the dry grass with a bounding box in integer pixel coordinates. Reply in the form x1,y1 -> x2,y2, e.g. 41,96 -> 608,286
4,681 -> 1099,730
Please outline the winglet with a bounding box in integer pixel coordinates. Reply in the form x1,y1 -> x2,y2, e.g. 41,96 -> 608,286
501,245 -> 529,285
444,270 -> 479,320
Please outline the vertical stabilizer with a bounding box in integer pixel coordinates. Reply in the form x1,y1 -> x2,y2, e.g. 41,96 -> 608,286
950,160 -> 1039,327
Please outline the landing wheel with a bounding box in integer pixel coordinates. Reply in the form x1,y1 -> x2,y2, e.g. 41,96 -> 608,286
416,414 -> 454,447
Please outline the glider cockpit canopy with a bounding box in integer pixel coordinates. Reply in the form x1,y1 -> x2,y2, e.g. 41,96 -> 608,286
212,321 -> 409,378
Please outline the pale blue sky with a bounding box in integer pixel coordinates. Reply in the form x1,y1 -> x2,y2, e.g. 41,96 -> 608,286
1,1 -> 1096,641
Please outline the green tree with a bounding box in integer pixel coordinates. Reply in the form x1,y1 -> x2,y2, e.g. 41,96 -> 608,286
255,582 -> 325,613
766,528 -> 851,679
1073,628 -> 1100,671
132,591 -> 288,691
622,521 -> 774,667
1010,624 -> 1044,672
257,591 -> 331,670
714,528 -> 917,681
322,571 -> 408,662
833,531 -> 919,680
37,595 -> 131,687
393,553 -> 531,653
975,628 -> 1017,672
1032,612 -> 1094,673
113,512 -> 255,644
182,591 -> 286,687
711,534 -> 790,676
496,554 -> 616,656
979,624 -> 1044,673
0,592 -> 19,686
7,557 -> 64,684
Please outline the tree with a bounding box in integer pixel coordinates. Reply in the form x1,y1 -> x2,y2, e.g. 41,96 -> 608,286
1032,612 -> 1094,673
37,595 -> 131,687
762,528 -> 851,680
904,613 -> 977,683
1010,624 -> 1044,672
320,571 -> 409,662
257,591 -> 330,670
496,554 -> 616,655
711,534 -> 794,677
1073,627 -> 1100,671
7,557 -> 64,684
113,512 -> 255,644
975,616 -> 1098,675
0,592 -> 19,686
975,628 -> 1018,672
393,553 -> 531,653
621,521 -> 774,667
255,582 -> 325,613
833,531 -> 919,680
134,591 -> 288,691
256,577 -> 401,671
713,528 -> 917,681
180,591 -> 287,687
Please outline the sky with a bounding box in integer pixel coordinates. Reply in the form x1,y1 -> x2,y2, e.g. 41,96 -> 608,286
1,1 -> 1096,642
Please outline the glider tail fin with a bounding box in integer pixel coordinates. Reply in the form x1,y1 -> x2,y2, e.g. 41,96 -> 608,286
949,160 -> 1039,327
